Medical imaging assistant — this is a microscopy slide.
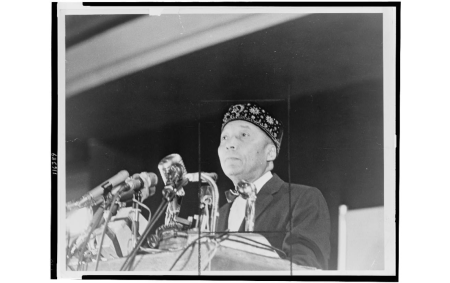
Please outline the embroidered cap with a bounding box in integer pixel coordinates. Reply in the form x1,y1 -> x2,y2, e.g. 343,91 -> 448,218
221,103 -> 283,155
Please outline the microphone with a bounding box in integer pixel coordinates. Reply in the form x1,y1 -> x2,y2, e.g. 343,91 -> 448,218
66,170 -> 129,211
107,186 -> 155,222
117,185 -> 155,203
158,154 -> 188,225
158,154 -> 188,196
114,172 -> 158,202
186,172 -> 218,183
126,172 -> 158,192
77,172 -> 157,215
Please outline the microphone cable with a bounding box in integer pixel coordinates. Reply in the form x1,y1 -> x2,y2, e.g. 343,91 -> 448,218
94,196 -> 155,271
217,234 -> 287,259
76,204 -> 107,271
203,239 -> 219,271
168,234 -> 211,271
75,188 -> 123,270
229,233 -> 287,258
132,199 -> 151,218
120,198 -> 168,271
95,175 -> 156,271
167,231 -> 286,271
169,231 -> 230,271
94,191 -> 121,271
120,199 -> 167,271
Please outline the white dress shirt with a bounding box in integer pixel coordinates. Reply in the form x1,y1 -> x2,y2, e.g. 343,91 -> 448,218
227,171 -> 273,231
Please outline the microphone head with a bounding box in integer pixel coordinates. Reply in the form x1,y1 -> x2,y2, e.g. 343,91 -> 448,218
106,170 -> 130,189
118,188 -> 135,202
147,172 -> 158,187
148,186 -> 156,197
141,187 -> 150,201
138,173 -> 157,198
119,186 -> 154,203
87,170 -> 130,201
158,154 -> 187,188
132,172 -> 158,191
209,173 -> 218,182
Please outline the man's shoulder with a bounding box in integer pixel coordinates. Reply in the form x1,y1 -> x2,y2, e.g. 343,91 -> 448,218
274,176 -> 324,199
275,178 -> 329,216
283,182 -> 316,191
273,174 -> 316,191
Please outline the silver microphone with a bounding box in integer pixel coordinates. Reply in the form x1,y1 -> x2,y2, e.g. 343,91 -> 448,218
158,154 -> 187,189
66,170 -> 130,211
158,154 -> 188,225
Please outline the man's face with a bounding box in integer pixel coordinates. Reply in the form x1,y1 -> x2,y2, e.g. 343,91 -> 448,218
218,120 -> 272,184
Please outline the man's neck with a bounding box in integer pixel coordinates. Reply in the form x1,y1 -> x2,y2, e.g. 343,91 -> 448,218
231,170 -> 273,194
252,171 -> 273,194
231,165 -> 272,184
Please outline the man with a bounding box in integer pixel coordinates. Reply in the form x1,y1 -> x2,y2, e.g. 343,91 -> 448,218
216,103 -> 331,269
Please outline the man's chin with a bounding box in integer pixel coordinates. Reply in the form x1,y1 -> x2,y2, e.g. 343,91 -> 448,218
222,168 -> 243,180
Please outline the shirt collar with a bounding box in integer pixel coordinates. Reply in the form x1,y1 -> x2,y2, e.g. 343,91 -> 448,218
252,171 -> 273,194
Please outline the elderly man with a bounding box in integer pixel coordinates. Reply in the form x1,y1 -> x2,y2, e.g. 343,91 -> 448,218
216,103 -> 331,269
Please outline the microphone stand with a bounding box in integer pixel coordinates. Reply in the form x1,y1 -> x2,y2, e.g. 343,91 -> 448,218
132,192 -> 141,249
120,198 -> 168,271
76,199 -> 106,270
93,192 -> 121,271
199,201 -> 210,231
188,173 -> 219,234
68,182 -> 116,265
120,179 -> 185,271
165,188 -> 185,225
75,180 -> 121,270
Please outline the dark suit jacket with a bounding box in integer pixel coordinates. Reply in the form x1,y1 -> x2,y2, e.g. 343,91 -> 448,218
217,173 -> 331,269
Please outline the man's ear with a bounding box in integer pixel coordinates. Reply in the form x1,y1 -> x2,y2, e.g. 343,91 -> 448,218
266,144 -> 277,162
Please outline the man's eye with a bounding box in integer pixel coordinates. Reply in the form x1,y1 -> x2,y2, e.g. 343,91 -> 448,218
221,136 -> 227,140
242,133 -> 249,137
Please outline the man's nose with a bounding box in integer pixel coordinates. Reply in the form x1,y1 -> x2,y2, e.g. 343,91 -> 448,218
227,144 -> 236,150
225,136 -> 238,150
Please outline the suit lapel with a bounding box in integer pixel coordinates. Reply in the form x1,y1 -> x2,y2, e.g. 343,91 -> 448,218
255,173 -> 284,221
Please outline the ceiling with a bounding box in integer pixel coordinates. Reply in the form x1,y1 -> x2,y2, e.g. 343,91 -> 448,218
65,13 -> 383,141
65,14 -> 144,48
65,13 -> 306,96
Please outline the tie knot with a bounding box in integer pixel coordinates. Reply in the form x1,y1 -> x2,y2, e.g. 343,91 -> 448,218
225,181 -> 256,203
237,180 -> 256,197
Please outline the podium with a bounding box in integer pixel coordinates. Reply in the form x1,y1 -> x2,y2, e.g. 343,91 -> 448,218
70,245 -> 313,271
68,233 -> 315,271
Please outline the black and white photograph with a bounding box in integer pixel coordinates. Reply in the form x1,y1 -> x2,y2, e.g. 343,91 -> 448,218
56,3 -> 398,278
